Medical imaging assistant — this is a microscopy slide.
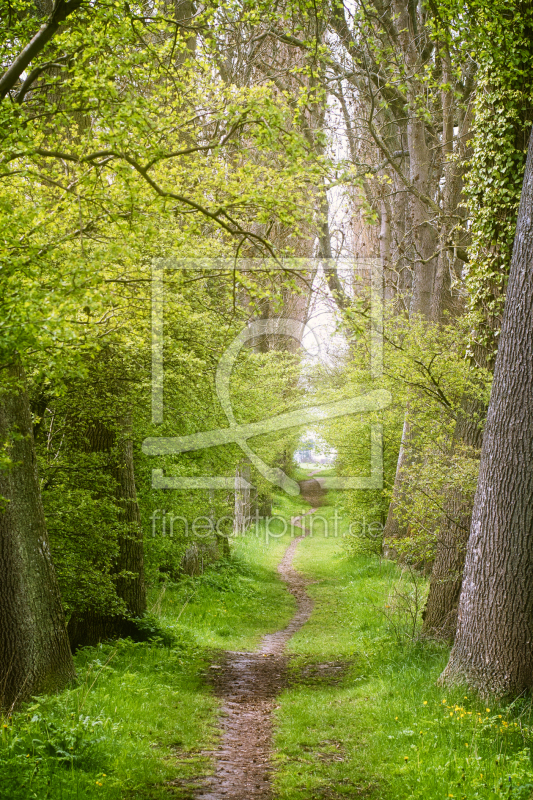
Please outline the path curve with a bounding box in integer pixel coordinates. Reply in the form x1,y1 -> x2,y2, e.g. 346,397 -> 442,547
196,482 -> 323,799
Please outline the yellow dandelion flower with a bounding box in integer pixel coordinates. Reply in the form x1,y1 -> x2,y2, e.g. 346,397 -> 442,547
423,700 -> 427,705
465,743 -> 469,747
404,756 -> 409,761
486,708 -> 490,713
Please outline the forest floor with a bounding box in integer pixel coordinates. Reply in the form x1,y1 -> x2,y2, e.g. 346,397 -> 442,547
192,477 -> 324,800
2,484 -> 533,800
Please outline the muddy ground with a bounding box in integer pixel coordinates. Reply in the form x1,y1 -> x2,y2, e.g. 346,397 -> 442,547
193,478 -> 326,799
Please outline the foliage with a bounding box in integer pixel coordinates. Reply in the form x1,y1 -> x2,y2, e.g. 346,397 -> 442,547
1,0 -> 323,628
311,306 -> 491,563
126,613 -> 180,648
0,633 -> 213,800
156,491 -> 301,651
436,0 -> 533,349
380,566 -> 429,643
43,481 -> 124,618
381,313 -> 490,563
30,265 -> 310,620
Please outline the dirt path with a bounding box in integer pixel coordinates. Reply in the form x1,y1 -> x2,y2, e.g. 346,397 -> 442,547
195,481 -> 325,800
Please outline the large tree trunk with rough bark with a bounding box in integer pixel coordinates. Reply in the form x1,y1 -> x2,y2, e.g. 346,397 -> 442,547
0,359 -> 75,708
440,127 -> 533,696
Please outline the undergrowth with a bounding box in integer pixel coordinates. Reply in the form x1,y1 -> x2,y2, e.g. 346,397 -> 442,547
0,633 -> 214,799
272,498 -> 533,800
5,488 -> 531,800
0,496 -> 301,800
153,492 -> 301,651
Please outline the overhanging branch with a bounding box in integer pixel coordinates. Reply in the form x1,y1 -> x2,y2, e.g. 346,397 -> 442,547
0,0 -> 84,100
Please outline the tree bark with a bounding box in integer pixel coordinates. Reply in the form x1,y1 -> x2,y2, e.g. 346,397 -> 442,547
420,93 -> 477,635
382,415 -> 411,548
0,0 -> 83,100
67,417 -> 146,649
382,0 -> 439,547
0,359 -> 75,709
440,126 -> 533,696
421,398 -> 484,639
233,460 -> 252,537
114,424 -> 146,615
391,0 -> 439,321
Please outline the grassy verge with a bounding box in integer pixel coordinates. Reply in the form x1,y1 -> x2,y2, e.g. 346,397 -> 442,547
0,634 -> 215,800
154,492 -> 303,651
0,493 -> 303,800
7,486 -> 530,800
272,498 -> 533,800
292,466 -> 337,480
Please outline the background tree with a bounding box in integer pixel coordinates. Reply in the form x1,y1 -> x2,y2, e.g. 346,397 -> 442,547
0,0 -> 322,698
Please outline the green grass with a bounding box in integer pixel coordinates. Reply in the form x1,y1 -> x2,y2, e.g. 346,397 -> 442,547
292,465 -> 337,481
272,499 -> 533,800
0,633 -> 215,800
153,492 -> 304,651
5,488 -> 533,800
0,492 -> 305,800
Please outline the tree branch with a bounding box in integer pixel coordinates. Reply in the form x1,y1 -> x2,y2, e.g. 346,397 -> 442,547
0,0 -> 84,100
15,54 -> 72,103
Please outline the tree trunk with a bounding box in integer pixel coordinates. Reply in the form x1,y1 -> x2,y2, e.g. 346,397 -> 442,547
114,424 -> 146,615
382,416 -> 411,549
380,198 -> 397,304
0,359 -> 75,708
392,0 -> 439,321
422,398 -> 484,639
420,92 -> 477,636
67,417 -> 146,649
382,1 -> 440,547
440,127 -> 533,696
383,99 -> 439,541
233,460 -> 252,537
383,18 -> 470,552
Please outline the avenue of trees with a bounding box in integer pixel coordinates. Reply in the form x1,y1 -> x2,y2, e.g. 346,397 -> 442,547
1,0 -> 533,707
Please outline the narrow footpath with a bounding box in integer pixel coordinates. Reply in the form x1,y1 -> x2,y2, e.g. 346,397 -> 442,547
196,478 -> 325,800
